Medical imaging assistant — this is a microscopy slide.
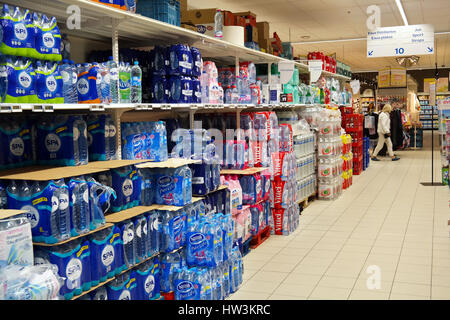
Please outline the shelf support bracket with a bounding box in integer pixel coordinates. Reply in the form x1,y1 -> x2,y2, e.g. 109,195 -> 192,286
112,18 -> 121,64
268,62 -> 273,85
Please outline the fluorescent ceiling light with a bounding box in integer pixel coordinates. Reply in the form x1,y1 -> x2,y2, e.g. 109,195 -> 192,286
395,0 -> 408,25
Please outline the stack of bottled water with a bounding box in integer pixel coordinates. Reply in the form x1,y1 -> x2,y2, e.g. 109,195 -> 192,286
0,114 -> 115,169
159,214 -> 244,300
0,57 -> 64,104
0,5 -> 61,60
277,110 -> 317,202
87,114 -> 118,161
60,59 -> 78,103
75,59 -> 122,105
219,62 -> 259,105
169,128 -> 221,196
108,166 -> 141,213
200,61 -> 222,104
136,166 -> 192,208
264,117 -> 301,235
34,224 -> 124,300
0,117 -> 33,170
121,121 -> 168,162
317,110 -> 344,200
117,211 -> 160,270
96,258 -> 160,300
4,175 -> 115,244
36,115 -> 89,166
0,6 -> 66,104
148,45 -> 202,104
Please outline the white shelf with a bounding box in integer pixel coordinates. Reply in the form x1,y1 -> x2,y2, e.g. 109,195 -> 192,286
321,70 -> 351,81
7,0 -> 308,68
0,102 -> 353,113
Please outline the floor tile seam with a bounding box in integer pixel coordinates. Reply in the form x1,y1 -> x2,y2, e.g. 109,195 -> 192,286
272,199 -> 358,297
387,153 -> 426,299
346,156 -> 415,298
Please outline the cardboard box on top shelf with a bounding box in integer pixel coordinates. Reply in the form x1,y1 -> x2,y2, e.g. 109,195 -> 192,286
181,23 -> 197,32
259,38 -> 272,53
233,11 -> 257,27
180,0 -> 188,12
256,21 -> 270,43
181,9 -> 235,37
245,25 -> 258,43
234,15 -> 246,27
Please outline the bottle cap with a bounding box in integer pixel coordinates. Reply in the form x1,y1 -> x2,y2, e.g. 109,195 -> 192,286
109,56 -> 114,60
134,61 -> 139,65
62,59 -> 68,64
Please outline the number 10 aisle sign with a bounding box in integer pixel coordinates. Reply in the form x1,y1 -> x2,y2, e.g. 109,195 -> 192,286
367,24 -> 434,58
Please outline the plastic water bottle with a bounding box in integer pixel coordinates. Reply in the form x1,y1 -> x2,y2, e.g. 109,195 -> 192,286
92,62 -> 102,103
107,56 -> 119,104
0,182 -> 6,209
231,85 -> 239,104
100,62 -> 111,104
106,116 -> 117,160
131,61 -> 142,103
119,62 -> 131,103
60,59 -> 73,103
214,10 -> 223,38
54,179 -> 71,240
217,83 -> 224,104
256,78 -> 263,91
72,179 -> 90,235
73,118 -> 88,165
250,85 -> 259,105
224,86 -> 232,104
0,63 -> 8,103
126,0 -> 136,12
69,61 -> 78,103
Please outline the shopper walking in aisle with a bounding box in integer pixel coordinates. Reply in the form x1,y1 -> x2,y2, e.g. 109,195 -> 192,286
371,104 -> 400,161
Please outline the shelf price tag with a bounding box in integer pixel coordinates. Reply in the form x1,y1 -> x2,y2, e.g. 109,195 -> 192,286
0,105 -> 12,113
90,105 -> 105,112
43,105 -> 54,112
32,105 -> 44,112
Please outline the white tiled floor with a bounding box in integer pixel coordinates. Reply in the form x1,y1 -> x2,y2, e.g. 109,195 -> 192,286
230,132 -> 449,300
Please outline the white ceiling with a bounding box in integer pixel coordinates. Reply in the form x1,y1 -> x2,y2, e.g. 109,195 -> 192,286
187,0 -> 450,72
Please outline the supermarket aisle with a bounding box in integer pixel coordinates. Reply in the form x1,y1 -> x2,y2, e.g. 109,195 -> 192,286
230,132 -> 449,300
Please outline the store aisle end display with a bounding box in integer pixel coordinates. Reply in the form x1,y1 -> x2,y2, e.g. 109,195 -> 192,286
316,108 -> 344,200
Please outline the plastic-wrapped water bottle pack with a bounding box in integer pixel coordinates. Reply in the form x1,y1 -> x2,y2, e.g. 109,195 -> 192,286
0,113 -> 118,168
3,175 -> 115,244
121,121 -> 168,162
158,217 -> 243,300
